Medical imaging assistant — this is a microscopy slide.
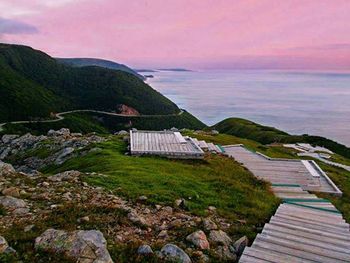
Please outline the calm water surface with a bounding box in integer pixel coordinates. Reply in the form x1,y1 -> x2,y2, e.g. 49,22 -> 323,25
147,70 -> 350,146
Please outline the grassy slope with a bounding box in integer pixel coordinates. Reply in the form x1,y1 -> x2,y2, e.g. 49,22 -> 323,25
213,117 -> 350,158
42,136 -> 279,240
0,43 -> 179,122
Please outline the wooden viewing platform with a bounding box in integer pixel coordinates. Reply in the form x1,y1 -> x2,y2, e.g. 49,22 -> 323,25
222,145 -> 349,262
129,130 -> 205,159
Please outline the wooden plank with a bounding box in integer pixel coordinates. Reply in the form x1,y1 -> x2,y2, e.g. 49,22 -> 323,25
254,237 -> 348,263
257,234 -> 350,261
244,247 -> 315,263
264,223 -> 350,247
262,229 -> 350,254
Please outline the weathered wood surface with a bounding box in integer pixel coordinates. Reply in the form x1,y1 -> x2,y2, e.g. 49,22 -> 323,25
224,145 -> 349,262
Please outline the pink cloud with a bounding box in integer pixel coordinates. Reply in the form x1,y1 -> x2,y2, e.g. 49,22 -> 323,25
2,0 -> 350,69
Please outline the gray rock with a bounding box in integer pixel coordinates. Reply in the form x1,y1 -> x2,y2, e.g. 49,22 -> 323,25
0,196 -> 27,209
128,211 -> 148,226
116,130 -> 128,135
0,161 -> 15,176
186,230 -> 210,250
203,218 -> 218,231
55,147 -> 75,165
209,230 -> 232,246
174,198 -> 187,209
215,246 -> 237,261
138,195 -> 148,202
48,170 -> 81,182
0,236 -> 9,253
0,147 -> 11,160
137,244 -> 153,255
48,128 -> 71,137
233,236 -> 248,256
35,229 -> 113,263
1,134 -> 19,144
160,244 -> 191,263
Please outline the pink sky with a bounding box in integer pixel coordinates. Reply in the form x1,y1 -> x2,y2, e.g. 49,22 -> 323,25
1,0 -> 350,69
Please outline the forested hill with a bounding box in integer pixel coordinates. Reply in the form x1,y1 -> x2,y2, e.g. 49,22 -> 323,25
0,43 -> 179,122
56,57 -> 146,80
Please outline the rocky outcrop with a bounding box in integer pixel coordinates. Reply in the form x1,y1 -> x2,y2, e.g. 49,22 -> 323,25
159,244 -> 191,263
35,229 -> 113,263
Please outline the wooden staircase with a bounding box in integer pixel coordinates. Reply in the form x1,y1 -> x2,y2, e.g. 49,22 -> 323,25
221,145 -> 349,262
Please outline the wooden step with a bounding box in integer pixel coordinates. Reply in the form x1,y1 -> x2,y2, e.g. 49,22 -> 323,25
276,209 -> 346,225
279,203 -> 343,218
253,239 -> 346,263
264,223 -> 350,248
273,214 -> 349,230
262,229 -> 350,254
269,220 -> 350,241
270,216 -> 349,235
243,246 -> 318,263
256,235 -> 350,262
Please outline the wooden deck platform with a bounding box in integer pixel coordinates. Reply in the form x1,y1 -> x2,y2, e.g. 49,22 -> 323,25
129,130 -> 205,159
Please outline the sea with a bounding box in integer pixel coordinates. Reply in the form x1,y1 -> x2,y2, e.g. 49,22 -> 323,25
147,70 -> 350,146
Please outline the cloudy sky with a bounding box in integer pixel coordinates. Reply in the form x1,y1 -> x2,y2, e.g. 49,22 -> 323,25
1,0 -> 350,69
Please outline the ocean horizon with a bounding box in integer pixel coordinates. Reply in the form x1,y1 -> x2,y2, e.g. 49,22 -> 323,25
148,69 -> 350,146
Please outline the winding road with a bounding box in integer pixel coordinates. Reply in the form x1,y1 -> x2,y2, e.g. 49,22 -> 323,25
0,109 -> 184,132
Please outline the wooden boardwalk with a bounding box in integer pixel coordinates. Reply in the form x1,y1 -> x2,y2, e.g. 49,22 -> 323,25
222,145 -> 349,262
223,145 -> 341,195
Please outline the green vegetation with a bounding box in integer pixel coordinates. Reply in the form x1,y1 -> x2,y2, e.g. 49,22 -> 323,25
42,136 -> 279,240
0,43 -> 180,123
0,111 -> 205,136
213,118 -> 350,158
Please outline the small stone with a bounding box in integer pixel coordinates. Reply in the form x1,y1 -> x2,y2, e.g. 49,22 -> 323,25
209,230 -> 232,246
0,236 -> 9,253
80,216 -> 90,223
24,224 -> 35,232
203,218 -> 218,231
158,230 -> 169,239
174,198 -> 187,209
208,206 -> 216,212
162,206 -> 173,214
128,211 -> 148,226
42,182 -> 50,187
215,246 -> 237,261
233,236 -> 248,256
160,244 -> 191,263
138,195 -> 148,202
186,230 -> 210,250
137,244 -> 153,255
2,187 -> 20,197
155,205 -> 162,210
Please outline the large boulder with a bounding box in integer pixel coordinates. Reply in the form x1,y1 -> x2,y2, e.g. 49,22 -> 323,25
186,230 -> 210,250
0,196 -> 28,214
209,230 -> 232,246
35,229 -> 113,263
0,161 -> 15,176
160,244 -> 191,263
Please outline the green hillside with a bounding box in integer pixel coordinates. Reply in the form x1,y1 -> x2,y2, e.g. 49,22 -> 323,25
213,118 -> 350,158
56,57 -> 146,80
0,43 -> 179,122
